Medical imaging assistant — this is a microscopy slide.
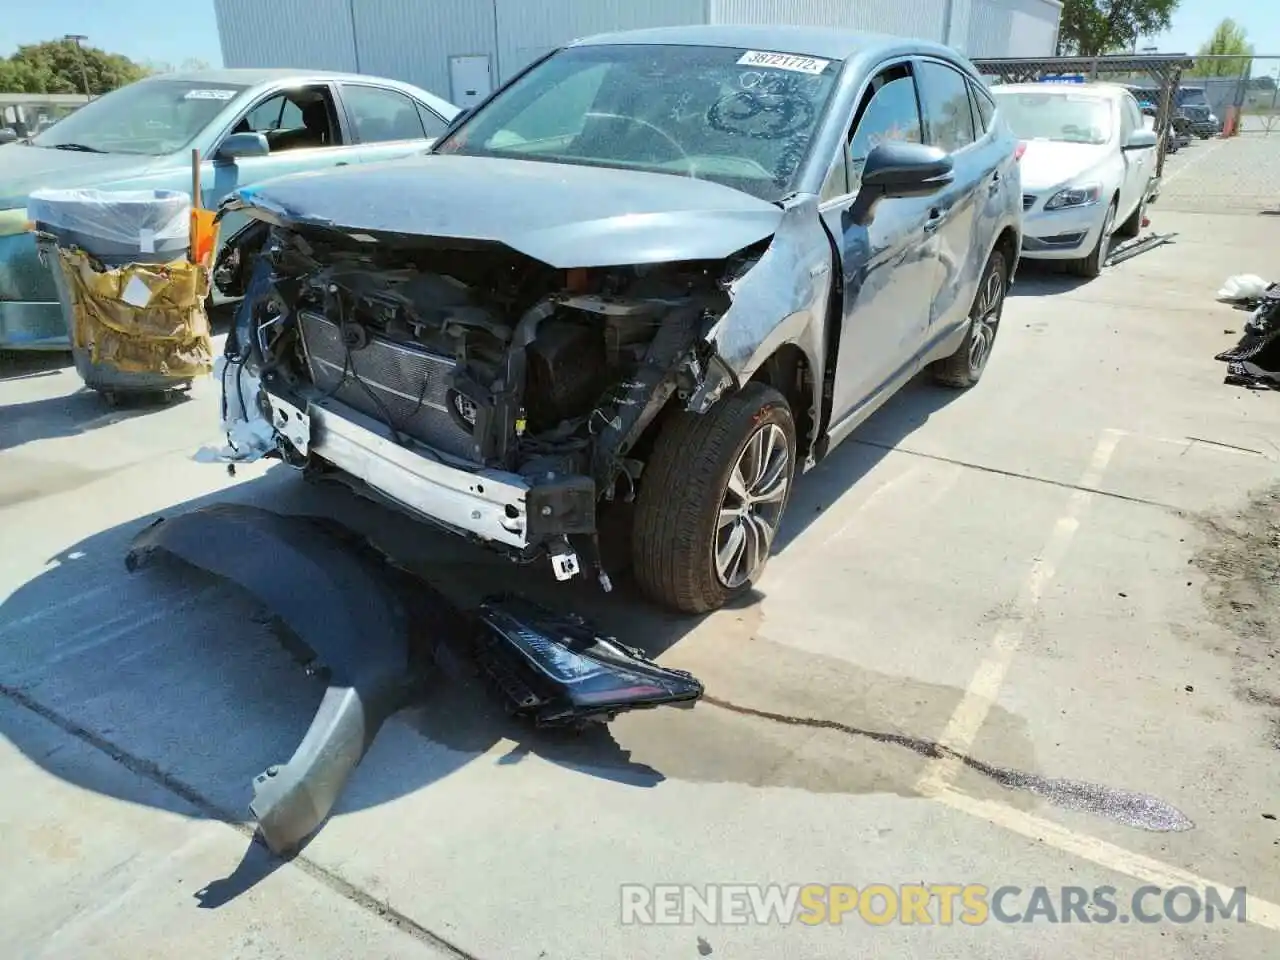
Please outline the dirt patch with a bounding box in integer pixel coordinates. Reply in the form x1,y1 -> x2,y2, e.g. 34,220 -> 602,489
1191,483 -> 1280,742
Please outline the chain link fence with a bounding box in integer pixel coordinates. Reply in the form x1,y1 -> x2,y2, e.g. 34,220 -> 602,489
1178,55 -> 1280,136
1149,55 -> 1280,215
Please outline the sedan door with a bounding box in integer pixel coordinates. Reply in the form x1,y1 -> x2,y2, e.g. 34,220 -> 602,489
336,83 -> 451,163
820,63 -> 939,427
202,84 -> 362,206
1117,93 -> 1154,216
203,84 -> 364,244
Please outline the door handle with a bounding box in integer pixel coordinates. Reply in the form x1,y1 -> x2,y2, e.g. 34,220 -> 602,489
924,209 -> 943,233
335,161 -> 350,166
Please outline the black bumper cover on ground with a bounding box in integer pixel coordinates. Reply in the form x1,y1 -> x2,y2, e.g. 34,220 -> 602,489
124,504 -> 703,853
125,504 -> 417,855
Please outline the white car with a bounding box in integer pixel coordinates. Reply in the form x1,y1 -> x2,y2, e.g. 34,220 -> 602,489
992,83 -> 1159,277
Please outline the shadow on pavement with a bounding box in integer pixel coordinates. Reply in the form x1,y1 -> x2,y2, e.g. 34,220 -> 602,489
0,387 -> 188,453
0,350 -> 74,383
0,377 -> 1043,908
1009,260 -> 1093,298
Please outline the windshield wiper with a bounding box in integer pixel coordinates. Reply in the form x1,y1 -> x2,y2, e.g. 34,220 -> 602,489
49,142 -> 106,153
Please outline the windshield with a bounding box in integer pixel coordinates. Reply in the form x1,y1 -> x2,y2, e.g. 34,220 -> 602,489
1180,88 -> 1208,106
435,44 -> 841,202
993,91 -> 1114,145
31,79 -> 249,156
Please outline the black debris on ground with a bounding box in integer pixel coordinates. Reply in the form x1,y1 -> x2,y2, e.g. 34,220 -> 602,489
1216,283 -> 1280,390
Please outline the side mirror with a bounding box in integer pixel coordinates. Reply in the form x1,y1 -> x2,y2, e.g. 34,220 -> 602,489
1123,129 -> 1158,151
0,128 -> 17,145
850,141 -> 953,226
216,131 -> 269,161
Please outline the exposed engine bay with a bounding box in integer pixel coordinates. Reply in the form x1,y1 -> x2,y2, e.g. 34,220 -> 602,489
213,218 -> 758,582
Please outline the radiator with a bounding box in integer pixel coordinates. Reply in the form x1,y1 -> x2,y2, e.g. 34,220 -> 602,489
297,311 -> 479,461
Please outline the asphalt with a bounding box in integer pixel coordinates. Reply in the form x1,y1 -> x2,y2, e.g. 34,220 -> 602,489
2,135 -> 1280,958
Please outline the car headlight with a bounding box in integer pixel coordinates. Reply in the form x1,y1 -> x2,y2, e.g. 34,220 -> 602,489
1209,113 -> 1218,123
1044,183 -> 1102,211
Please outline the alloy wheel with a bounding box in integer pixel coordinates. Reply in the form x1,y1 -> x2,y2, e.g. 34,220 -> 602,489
715,423 -> 791,589
968,265 -> 1005,377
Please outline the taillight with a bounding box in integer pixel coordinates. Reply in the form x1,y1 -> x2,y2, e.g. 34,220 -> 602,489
1014,141 -> 1027,162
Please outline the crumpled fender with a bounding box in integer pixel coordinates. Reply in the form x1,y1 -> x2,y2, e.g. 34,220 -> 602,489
124,503 -> 415,855
690,197 -> 832,454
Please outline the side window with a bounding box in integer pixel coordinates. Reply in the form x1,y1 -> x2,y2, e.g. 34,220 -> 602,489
1121,95 -> 1142,138
342,85 -> 428,143
847,71 -> 923,189
231,86 -> 341,152
970,81 -> 996,135
820,150 -> 849,203
917,61 -> 977,153
416,103 -> 449,139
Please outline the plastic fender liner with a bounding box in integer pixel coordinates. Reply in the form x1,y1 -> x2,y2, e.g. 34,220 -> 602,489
124,503 -> 416,855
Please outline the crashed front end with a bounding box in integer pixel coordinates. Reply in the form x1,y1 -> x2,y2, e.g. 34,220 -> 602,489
208,175 -> 816,584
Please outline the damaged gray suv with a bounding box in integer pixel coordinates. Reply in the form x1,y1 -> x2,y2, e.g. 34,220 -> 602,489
211,25 -> 1022,614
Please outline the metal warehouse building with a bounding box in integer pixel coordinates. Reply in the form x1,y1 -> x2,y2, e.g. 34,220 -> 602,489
214,0 -> 1062,108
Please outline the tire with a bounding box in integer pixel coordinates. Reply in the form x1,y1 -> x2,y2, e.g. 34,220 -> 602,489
1069,199 -> 1117,279
1115,192 -> 1147,239
930,248 -> 1008,389
632,382 -> 795,614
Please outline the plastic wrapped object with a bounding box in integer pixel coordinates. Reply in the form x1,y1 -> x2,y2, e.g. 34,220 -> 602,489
1216,274 -> 1271,304
28,188 -> 190,260
54,245 -> 213,386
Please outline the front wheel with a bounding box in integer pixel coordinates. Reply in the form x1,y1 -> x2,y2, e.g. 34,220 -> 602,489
632,382 -> 796,614
931,248 -> 1008,389
1115,192 -> 1148,239
1069,199 -> 1117,279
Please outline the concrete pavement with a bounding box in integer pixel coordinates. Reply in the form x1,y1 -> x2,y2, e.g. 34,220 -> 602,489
2,138 -> 1279,958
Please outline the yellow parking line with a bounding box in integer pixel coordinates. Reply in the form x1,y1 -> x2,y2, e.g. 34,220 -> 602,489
916,429 -> 1123,794
933,786 -> 1280,932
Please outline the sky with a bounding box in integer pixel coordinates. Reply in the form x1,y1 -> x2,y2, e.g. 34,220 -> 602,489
0,0 -> 1276,71
1,0 -> 224,68
1141,0 -> 1279,57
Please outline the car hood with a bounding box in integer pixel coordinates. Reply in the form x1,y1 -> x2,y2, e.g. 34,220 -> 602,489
229,154 -> 785,268
1018,140 -> 1111,193
0,143 -> 164,209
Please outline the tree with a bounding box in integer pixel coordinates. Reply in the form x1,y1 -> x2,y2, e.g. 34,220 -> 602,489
1057,0 -> 1181,57
1193,19 -> 1254,77
0,39 -> 148,95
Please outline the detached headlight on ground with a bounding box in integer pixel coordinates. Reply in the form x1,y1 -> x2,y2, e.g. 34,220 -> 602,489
1044,183 -> 1102,211
475,594 -> 704,725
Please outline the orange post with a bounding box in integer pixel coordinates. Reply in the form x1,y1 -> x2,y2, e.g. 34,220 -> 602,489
189,148 -> 217,266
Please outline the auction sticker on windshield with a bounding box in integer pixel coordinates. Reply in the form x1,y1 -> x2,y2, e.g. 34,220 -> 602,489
737,51 -> 831,75
184,89 -> 238,100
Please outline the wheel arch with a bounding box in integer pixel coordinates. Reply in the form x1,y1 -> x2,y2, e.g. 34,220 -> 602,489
749,342 -> 818,462
992,224 -> 1020,284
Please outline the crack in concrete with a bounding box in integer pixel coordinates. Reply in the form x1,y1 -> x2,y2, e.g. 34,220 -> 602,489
851,439 -> 1181,511
0,681 -> 478,960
